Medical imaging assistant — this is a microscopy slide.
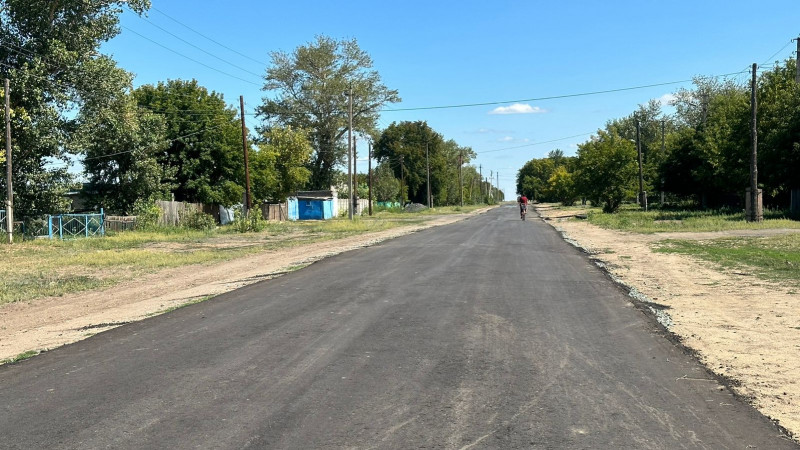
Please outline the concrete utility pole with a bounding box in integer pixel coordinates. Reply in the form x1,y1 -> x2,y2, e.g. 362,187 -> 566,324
5,78 -> 13,244
636,119 -> 646,210
496,172 -> 499,202
348,87 -> 353,220
748,62 -> 763,222
426,141 -> 431,208
368,141 -> 373,216
479,165 -> 483,201
489,170 -> 493,202
239,96 -> 252,214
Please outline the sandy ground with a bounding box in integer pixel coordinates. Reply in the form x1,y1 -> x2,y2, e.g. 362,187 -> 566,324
0,212 -> 482,364
535,204 -> 800,440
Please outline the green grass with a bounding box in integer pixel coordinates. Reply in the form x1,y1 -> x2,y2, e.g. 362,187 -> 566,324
655,234 -> 800,286
1,350 -> 41,364
583,204 -> 800,233
0,208 -> 471,306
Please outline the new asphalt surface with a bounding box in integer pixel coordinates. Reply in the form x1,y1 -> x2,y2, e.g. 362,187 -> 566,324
0,205 -> 796,449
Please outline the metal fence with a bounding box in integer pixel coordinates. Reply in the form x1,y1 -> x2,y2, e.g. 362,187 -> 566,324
44,209 -> 105,239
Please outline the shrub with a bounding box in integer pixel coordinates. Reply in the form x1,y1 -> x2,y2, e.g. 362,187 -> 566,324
180,207 -> 216,231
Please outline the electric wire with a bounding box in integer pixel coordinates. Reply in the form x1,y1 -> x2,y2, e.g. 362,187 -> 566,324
129,14 -> 263,78
121,26 -> 261,86
151,7 -> 268,66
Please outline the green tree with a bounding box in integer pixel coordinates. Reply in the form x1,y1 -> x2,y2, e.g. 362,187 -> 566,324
135,79 -> 244,206
258,35 -> 400,189
574,130 -> 638,213
372,163 -> 399,202
516,158 -> 555,201
547,166 -> 577,206
374,121 -> 443,205
0,0 -> 151,217
250,126 -> 313,202
79,88 -> 171,214
756,58 -> 800,205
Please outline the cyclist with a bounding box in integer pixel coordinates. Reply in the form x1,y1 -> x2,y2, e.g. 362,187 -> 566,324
518,195 -> 528,219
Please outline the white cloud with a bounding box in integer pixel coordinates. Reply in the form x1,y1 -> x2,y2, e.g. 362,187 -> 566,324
500,136 -> 514,142
657,93 -> 677,106
489,103 -> 547,115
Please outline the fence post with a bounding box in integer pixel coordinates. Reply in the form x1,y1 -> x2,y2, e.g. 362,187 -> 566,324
48,215 -> 53,239
85,214 -> 89,238
100,208 -> 105,236
58,216 -> 63,240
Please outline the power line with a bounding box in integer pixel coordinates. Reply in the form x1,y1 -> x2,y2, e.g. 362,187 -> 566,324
151,7 -> 268,66
82,123 -> 228,161
129,13 -> 264,78
476,132 -> 595,154
121,26 -> 261,86
379,72 -> 745,112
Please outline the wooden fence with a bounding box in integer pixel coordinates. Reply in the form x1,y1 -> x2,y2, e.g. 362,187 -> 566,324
261,203 -> 288,221
336,198 -> 371,216
105,215 -> 137,232
156,200 -> 203,226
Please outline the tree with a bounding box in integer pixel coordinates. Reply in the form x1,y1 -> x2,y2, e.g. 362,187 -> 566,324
250,126 -> 313,202
516,158 -> 555,201
372,163 -> 399,202
79,88 -> 171,214
259,35 -> 400,189
374,121 -> 443,205
0,0 -> 151,217
574,130 -> 638,213
548,166 -> 577,206
135,79 -> 244,206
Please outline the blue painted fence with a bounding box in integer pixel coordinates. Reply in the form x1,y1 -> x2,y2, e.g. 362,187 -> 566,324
45,209 -> 105,239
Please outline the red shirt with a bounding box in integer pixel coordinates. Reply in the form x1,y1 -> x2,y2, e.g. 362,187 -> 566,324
519,196 -> 528,205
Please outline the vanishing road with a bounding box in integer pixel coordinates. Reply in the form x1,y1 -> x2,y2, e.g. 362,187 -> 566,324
0,206 -> 796,449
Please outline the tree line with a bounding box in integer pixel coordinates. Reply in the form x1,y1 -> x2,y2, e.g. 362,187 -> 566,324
0,1 -> 498,222
517,61 -> 800,213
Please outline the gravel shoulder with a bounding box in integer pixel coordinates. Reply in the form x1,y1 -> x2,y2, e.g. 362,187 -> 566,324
0,211 -> 489,363
535,204 -> 800,440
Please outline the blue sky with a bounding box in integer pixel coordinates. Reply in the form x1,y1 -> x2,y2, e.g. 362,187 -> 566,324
102,0 -> 800,197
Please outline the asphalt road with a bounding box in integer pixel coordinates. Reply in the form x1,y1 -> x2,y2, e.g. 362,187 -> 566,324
0,205 -> 796,449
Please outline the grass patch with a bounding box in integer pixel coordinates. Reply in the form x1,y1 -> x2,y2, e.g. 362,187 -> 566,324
0,206 -> 478,306
2,350 -> 42,365
655,234 -> 800,285
583,204 -> 800,233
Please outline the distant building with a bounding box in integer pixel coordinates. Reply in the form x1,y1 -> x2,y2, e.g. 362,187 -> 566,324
287,190 -> 336,220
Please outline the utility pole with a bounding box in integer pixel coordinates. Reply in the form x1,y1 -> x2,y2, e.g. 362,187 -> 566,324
478,165 -> 483,201
795,37 -> 800,84
496,172 -> 499,202
4,78 -> 12,244
348,87 -> 353,220
636,119 -> 646,210
239,96 -> 252,214
368,141 -> 373,216
748,62 -> 762,222
489,170 -> 493,203
426,141 -> 431,208
399,155 -> 405,205
353,137 -> 358,216
661,119 -> 666,205
458,150 -> 463,207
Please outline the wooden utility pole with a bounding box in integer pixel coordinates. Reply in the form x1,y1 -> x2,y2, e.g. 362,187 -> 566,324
353,137 -> 358,216
239,96 -> 252,213
458,150 -> 463,207
5,78 -> 13,244
426,141 -> 431,208
368,141 -> 373,216
348,87 -> 353,220
399,155 -> 405,205
748,62 -> 762,222
796,38 -> 800,84
661,119 -> 666,205
636,119 -> 646,210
